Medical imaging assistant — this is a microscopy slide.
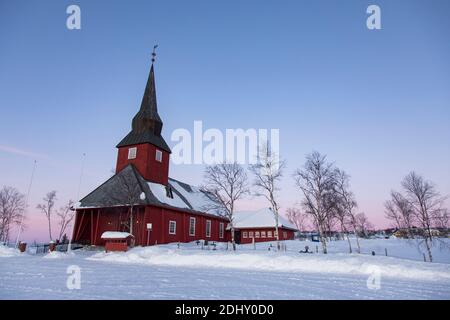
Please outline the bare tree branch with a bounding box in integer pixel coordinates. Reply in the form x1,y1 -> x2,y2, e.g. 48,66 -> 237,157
249,142 -> 286,249
0,186 -> 26,243
37,191 -> 57,241
201,162 -> 249,250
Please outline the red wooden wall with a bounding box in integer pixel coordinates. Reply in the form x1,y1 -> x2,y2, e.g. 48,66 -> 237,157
237,227 -> 295,244
116,143 -> 169,185
72,205 -> 230,246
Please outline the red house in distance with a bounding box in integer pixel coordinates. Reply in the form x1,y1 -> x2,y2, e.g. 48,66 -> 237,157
232,208 -> 296,244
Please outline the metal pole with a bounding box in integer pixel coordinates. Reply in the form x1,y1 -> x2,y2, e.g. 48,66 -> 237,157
68,153 -> 86,253
15,160 -> 37,247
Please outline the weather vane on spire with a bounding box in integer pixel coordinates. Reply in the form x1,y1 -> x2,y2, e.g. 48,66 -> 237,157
151,45 -> 158,64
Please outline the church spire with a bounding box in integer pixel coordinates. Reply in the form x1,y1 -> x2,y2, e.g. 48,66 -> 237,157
131,45 -> 163,136
116,47 -> 170,153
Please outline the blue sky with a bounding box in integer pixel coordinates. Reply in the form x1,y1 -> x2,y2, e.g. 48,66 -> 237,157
1,0 -> 449,241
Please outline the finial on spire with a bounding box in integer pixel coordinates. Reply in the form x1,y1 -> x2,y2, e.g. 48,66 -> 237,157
151,45 -> 158,64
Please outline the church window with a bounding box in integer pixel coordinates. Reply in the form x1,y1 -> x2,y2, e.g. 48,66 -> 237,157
128,147 -> 137,159
206,220 -> 211,238
219,223 -> 224,238
166,186 -> 174,199
189,217 -> 196,236
156,149 -> 162,162
169,221 -> 176,235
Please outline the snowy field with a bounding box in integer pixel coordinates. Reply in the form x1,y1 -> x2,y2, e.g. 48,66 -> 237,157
1,238 -> 449,300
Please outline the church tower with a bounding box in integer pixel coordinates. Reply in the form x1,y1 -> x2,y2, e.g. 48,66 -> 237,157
115,50 -> 171,185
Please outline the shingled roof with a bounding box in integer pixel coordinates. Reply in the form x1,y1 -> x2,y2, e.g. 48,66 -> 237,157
116,63 -> 171,153
77,164 -> 224,218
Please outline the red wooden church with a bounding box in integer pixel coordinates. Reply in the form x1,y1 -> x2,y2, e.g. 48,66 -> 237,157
72,60 -> 230,246
72,58 -> 297,247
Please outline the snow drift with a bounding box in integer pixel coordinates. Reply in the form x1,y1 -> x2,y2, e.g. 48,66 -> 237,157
88,245 -> 450,282
0,245 -> 21,258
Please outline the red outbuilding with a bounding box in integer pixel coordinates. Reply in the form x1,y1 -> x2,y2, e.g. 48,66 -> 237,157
231,208 -> 297,244
101,232 -> 134,252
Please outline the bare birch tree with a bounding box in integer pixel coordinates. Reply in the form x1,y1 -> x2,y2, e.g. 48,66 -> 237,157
202,162 -> 249,250
384,190 -> 415,238
348,211 -> 361,254
37,191 -> 57,241
0,186 -> 26,243
354,212 -> 373,238
286,207 -> 309,232
249,143 -> 286,250
433,208 -> 448,230
108,171 -> 143,238
293,151 -> 337,254
332,169 -> 357,253
384,197 -> 404,230
401,172 -> 447,262
56,200 -> 75,242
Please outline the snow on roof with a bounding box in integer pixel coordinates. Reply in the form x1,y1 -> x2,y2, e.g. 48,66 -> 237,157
77,164 -> 224,217
232,208 -> 297,230
169,179 -> 218,215
101,232 -> 134,239
147,182 -> 190,209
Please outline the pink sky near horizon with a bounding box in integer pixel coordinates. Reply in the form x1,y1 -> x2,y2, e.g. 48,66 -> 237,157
2,147 -> 402,243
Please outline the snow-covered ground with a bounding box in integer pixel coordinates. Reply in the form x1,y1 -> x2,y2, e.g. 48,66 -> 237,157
1,238 -> 449,299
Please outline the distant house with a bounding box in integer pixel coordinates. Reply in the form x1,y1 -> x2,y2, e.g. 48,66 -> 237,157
230,208 -> 297,244
392,227 -> 445,238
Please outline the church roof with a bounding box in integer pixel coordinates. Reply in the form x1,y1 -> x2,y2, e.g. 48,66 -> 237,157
116,130 -> 171,152
76,164 -> 224,218
116,63 -> 171,153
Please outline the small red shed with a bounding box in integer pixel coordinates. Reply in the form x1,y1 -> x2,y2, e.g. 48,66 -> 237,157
101,231 -> 134,252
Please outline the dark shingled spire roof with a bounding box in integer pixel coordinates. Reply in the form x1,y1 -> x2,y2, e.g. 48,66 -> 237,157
116,63 -> 171,152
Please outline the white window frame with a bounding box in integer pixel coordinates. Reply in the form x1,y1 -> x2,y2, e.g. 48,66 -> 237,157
219,222 -> 224,238
261,231 -> 266,238
255,231 -> 260,238
189,217 -> 196,236
128,147 -> 137,160
242,231 -> 248,239
155,149 -> 163,162
249,231 -> 254,238
168,220 -> 176,235
268,231 -> 273,238
206,220 -> 211,238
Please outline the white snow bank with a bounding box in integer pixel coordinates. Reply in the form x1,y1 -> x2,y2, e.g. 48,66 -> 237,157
87,245 -> 450,281
43,251 -> 75,259
0,245 -> 21,258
